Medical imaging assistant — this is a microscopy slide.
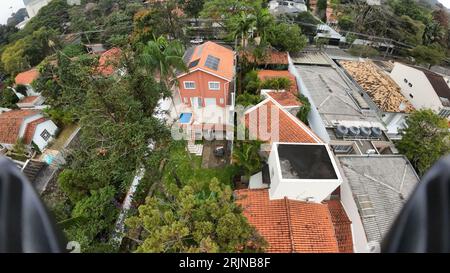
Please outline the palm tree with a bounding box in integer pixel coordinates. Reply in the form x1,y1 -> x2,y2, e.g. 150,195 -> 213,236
254,7 -> 273,42
139,36 -> 187,90
139,36 -> 188,116
230,11 -> 256,48
423,21 -> 445,46
232,140 -> 262,179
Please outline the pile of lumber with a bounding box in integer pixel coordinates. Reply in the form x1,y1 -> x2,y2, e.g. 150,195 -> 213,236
340,61 -> 414,113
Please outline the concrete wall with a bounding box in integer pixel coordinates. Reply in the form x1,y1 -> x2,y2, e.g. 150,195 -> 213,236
382,112 -> 407,138
32,120 -> 58,151
390,63 -> 443,113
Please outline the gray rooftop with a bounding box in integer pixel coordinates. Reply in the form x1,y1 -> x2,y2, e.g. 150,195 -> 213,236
323,47 -> 358,61
338,155 -> 420,244
295,64 -> 380,126
291,51 -> 332,66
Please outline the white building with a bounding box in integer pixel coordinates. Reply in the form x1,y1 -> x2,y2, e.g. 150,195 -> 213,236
263,142 -> 342,203
268,0 -> 307,15
0,109 -> 58,151
390,62 -> 450,119
23,0 -> 51,18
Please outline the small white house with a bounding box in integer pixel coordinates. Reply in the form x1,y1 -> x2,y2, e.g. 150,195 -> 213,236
390,62 -> 450,118
268,0 -> 307,14
14,68 -> 40,96
0,109 -> 58,151
266,142 -> 342,203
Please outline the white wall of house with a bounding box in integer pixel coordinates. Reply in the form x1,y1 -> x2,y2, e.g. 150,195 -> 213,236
338,170 -> 370,253
31,120 -> 58,151
382,112 -> 408,139
25,0 -> 51,18
267,143 -> 342,203
390,63 -> 443,113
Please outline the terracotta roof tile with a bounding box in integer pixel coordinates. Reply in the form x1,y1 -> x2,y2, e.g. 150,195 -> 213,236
326,200 -> 353,253
258,70 -> 299,95
97,47 -> 122,76
183,41 -> 235,81
241,50 -> 289,65
235,189 -> 351,253
15,68 -> 40,85
244,99 -> 320,144
0,110 -> 40,144
18,96 -> 39,104
266,91 -> 302,107
23,117 -> 47,144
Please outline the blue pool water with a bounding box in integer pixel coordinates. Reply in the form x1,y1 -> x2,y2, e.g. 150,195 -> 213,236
179,113 -> 192,124
44,154 -> 55,165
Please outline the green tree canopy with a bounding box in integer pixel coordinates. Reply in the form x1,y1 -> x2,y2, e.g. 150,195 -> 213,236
411,44 -> 446,67
267,22 -> 307,53
397,109 -> 450,176
126,178 -> 266,252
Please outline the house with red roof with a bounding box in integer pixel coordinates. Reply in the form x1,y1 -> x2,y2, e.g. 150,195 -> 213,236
96,47 -> 123,77
235,190 -> 353,253
15,68 -> 40,96
0,109 -> 58,151
236,94 -> 354,252
243,96 -> 320,149
173,41 -> 236,140
16,95 -> 45,109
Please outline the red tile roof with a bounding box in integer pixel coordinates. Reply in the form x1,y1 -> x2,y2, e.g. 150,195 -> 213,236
326,200 -> 353,253
258,70 -> 299,95
0,110 -> 40,144
18,96 -> 39,104
97,47 -> 122,76
183,41 -> 235,81
244,99 -> 321,144
23,117 -> 47,144
15,68 -> 40,85
235,189 -> 352,253
241,50 -> 289,66
266,91 -> 302,107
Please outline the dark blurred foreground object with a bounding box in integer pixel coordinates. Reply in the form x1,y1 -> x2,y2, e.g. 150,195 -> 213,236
382,155 -> 450,253
0,157 -> 66,253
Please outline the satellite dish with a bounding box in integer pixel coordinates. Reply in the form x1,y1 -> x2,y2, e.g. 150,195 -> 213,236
399,102 -> 406,112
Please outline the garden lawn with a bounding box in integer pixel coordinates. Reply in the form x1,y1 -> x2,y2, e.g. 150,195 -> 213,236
162,142 -> 238,187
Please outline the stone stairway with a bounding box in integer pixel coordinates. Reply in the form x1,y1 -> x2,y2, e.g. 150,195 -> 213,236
187,143 -> 203,156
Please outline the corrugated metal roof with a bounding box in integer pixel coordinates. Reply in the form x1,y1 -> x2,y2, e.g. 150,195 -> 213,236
338,156 -> 420,244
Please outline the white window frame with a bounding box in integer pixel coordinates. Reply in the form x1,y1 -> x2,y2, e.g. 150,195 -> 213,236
184,81 -> 196,89
208,81 -> 220,90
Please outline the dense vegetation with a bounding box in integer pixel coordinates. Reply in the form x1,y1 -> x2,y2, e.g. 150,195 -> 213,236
334,0 -> 450,66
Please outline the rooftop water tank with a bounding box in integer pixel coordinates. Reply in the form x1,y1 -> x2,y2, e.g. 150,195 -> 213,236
348,126 -> 360,136
371,127 -> 382,138
360,126 -> 371,137
335,125 -> 348,138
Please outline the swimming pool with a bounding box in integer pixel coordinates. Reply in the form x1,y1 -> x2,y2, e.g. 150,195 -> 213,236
179,113 -> 192,124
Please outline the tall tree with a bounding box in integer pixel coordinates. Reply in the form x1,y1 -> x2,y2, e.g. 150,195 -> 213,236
138,36 -> 187,91
397,110 -> 450,176
125,178 -> 266,253
179,0 -> 205,20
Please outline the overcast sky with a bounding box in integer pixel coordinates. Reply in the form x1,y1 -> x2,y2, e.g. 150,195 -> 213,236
1,0 -> 25,25
2,0 -> 450,25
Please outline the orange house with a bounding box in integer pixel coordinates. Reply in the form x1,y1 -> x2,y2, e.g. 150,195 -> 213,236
177,41 -> 235,109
